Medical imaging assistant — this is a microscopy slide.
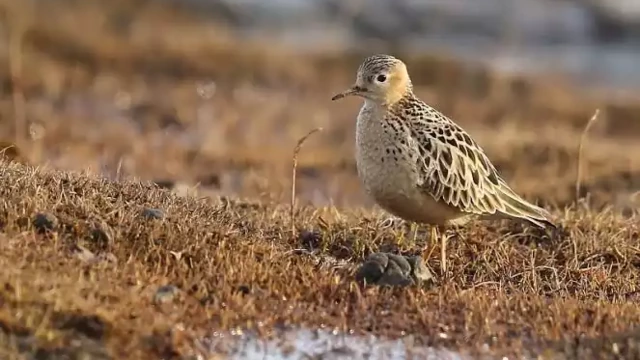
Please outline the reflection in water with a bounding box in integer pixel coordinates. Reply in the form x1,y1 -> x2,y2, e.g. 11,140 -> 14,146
199,328 -> 471,360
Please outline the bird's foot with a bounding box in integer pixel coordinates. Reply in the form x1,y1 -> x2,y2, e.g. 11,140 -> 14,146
378,216 -> 406,230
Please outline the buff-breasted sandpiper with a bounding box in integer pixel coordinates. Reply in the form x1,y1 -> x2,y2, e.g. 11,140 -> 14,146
331,54 -> 555,275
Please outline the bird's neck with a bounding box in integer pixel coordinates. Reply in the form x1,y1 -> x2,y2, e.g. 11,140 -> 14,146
363,89 -> 415,110
363,98 -> 382,109
387,91 -> 417,111
385,87 -> 414,107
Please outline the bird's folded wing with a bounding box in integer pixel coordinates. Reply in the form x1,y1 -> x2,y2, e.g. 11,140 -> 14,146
410,124 -> 506,216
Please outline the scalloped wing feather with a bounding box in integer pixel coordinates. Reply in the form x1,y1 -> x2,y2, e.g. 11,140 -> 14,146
416,128 -> 504,216
410,118 -> 554,228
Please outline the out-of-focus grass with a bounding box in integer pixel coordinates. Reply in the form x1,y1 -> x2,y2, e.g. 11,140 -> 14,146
0,0 -> 639,358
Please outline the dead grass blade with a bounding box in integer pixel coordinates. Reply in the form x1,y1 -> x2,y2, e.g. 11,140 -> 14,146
575,109 -> 600,202
290,127 -> 323,234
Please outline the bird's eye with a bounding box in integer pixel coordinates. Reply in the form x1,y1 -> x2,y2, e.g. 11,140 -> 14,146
376,74 -> 387,82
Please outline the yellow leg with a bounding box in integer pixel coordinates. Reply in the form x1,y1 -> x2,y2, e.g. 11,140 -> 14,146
411,223 -> 419,243
424,226 -> 448,276
441,232 -> 447,275
423,226 -> 438,262
431,226 -> 438,248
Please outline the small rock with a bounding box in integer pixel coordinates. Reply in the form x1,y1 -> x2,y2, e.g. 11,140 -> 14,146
405,256 -> 434,284
90,222 -> 114,250
355,252 -> 388,283
377,269 -> 414,287
153,285 -> 180,304
71,244 -> 96,263
71,244 -> 117,265
355,252 -> 435,287
236,285 -> 251,296
32,212 -> 58,233
377,254 -> 414,287
141,208 -> 164,220
97,252 -> 118,264
299,229 -> 322,250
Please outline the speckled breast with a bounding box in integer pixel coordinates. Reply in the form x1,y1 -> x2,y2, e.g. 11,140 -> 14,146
354,103 -> 462,225
355,104 -> 419,204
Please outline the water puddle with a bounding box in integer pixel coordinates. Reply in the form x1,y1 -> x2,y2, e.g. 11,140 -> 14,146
198,328 -> 472,360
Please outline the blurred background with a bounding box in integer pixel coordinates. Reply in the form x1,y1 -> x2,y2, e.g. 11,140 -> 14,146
0,0 -> 639,212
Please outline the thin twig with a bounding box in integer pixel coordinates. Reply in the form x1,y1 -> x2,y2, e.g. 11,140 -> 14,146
0,143 -> 15,154
290,127 -> 323,235
576,109 -> 600,202
115,157 -> 124,181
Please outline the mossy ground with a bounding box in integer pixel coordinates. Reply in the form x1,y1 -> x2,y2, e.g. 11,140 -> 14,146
1,0 -> 640,359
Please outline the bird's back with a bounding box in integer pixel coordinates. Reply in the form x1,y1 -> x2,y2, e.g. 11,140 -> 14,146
357,94 -> 555,228
393,94 -> 555,228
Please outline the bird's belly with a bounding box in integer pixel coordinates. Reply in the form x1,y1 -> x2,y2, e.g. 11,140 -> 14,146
356,153 -> 414,203
356,149 -> 460,225
372,187 -> 460,226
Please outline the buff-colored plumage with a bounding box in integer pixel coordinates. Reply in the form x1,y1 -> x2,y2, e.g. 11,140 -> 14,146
332,54 -> 555,274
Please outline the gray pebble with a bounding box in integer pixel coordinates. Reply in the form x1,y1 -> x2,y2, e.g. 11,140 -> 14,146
141,207 -> 164,220
355,252 -> 435,287
32,212 -> 58,233
97,252 -> 118,264
406,256 -> 434,283
72,244 -> 96,263
153,285 -> 180,304
376,270 -> 414,286
90,222 -> 114,249
385,253 -> 412,274
355,252 -> 389,283
71,244 -> 117,265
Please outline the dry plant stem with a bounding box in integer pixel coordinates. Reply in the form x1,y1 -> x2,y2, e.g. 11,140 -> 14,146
575,109 -> 600,202
290,127 -> 323,234
0,143 -> 15,155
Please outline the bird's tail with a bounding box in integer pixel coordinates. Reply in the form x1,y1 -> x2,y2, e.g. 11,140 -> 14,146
496,184 -> 556,228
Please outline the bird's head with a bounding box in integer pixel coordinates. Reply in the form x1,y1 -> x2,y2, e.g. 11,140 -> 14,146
331,54 -> 412,106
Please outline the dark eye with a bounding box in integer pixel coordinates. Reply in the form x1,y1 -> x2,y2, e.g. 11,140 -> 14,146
376,74 -> 387,82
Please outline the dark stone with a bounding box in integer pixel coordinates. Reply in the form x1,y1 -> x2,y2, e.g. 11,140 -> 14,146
141,208 -> 164,220
299,229 -> 322,250
32,212 -> 59,233
355,252 -> 434,287
236,285 -> 251,295
153,285 -> 180,304
90,222 -> 114,250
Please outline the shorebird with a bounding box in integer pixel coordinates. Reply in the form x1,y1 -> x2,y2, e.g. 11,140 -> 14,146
331,54 -> 555,274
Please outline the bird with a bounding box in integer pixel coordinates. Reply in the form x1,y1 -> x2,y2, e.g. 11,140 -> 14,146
331,54 -> 555,275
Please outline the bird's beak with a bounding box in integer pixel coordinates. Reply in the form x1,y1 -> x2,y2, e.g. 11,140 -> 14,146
331,86 -> 365,101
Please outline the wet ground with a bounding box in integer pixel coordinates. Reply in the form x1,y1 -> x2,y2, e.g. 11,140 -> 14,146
0,1 -> 640,359
202,328 -> 470,359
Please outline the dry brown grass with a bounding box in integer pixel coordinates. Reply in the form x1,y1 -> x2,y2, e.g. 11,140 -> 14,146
1,156 -> 640,359
0,0 -> 639,358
